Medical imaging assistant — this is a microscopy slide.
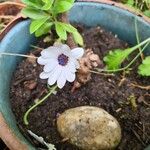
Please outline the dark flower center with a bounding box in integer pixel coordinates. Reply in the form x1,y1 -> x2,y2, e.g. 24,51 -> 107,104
58,53 -> 69,66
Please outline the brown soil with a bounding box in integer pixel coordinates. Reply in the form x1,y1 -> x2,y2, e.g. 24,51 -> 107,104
10,26 -> 150,150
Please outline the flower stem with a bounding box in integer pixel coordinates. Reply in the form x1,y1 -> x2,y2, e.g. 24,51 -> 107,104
23,85 -> 57,125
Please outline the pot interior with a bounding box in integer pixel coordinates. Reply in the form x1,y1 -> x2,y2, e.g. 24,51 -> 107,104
0,2 -> 150,149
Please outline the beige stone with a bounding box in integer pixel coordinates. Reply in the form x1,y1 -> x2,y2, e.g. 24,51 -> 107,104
57,106 -> 121,150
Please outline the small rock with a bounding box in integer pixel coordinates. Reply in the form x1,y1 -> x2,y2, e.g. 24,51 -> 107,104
57,106 -> 121,150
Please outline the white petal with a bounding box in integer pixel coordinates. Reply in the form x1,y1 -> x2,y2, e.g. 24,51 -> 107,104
57,71 -> 66,88
71,48 -> 84,59
41,47 -> 59,59
75,60 -> 80,69
44,60 -> 58,72
69,58 -> 80,69
37,57 -> 56,65
65,68 -> 75,82
55,43 -> 70,52
48,65 -> 62,86
39,72 -> 51,79
67,61 -> 76,73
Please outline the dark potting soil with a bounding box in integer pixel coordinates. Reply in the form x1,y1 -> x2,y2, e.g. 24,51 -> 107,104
10,26 -> 150,150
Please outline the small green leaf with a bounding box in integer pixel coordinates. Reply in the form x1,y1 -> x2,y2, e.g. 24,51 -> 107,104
56,22 -> 77,33
55,22 -> 67,40
22,0 -> 43,9
54,0 -> 74,13
22,7 -> 48,19
30,16 -> 50,34
42,0 -> 54,10
144,10 -> 150,17
35,22 -> 53,37
126,0 -> 134,6
138,56 -> 150,76
72,31 -> 83,46
104,48 -> 134,70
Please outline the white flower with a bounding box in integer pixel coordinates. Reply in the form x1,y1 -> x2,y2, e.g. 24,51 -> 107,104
37,43 -> 84,88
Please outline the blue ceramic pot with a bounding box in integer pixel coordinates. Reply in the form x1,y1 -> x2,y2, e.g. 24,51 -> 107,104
0,1 -> 150,150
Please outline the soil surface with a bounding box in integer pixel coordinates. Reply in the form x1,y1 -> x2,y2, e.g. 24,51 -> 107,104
10,26 -> 150,150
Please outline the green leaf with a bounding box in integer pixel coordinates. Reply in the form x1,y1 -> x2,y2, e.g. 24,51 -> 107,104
56,22 -> 77,33
54,0 -> 74,13
55,22 -> 67,40
72,31 -> 83,46
138,56 -> 150,76
126,0 -> 134,6
21,7 -> 48,19
104,48 -> 134,70
30,16 -> 50,34
55,22 -> 83,45
35,22 -> 53,37
42,0 -> 54,10
22,0 -> 43,9
144,10 -> 150,17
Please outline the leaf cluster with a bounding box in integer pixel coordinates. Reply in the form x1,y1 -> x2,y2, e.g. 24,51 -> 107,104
104,38 -> 150,76
21,0 -> 83,45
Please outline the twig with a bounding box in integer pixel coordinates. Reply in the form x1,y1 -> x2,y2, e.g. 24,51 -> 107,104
130,83 -> 150,90
0,52 -> 38,59
0,15 -> 15,19
0,1 -> 25,8
131,129 -> 146,146
135,123 -> 150,140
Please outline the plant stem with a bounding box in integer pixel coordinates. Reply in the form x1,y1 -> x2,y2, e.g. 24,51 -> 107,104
59,13 -> 77,48
135,19 -> 144,60
0,52 -> 38,59
95,41 -> 150,73
23,85 -> 57,125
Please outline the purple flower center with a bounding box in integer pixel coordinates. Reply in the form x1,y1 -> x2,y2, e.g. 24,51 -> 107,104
58,54 -> 69,66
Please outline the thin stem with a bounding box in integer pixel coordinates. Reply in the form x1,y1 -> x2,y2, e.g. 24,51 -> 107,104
23,85 -> 57,125
135,19 -> 144,60
130,37 -> 150,51
95,41 -> 150,73
0,52 -> 38,59
90,70 -> 115,76
30,45 -> 43,50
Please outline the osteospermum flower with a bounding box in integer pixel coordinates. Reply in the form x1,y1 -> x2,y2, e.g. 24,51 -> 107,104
37,43 -> 84,88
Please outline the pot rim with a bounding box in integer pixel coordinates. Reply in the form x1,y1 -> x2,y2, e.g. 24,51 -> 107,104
0,113 -> 28,150
78,0 -> 150,24
0,1 -> 25,41
1,0 -> 150,41
0,0 -> 150,150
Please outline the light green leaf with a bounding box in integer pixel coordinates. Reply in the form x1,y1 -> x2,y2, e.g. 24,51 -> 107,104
138,56 -> 150,76
72,31 -> 83,46
35,22 -> 53,37
55,22 -> 67,40
22,0 -> 43,9
42,0 -> 54,10
144,10 -> 150,17
126,0 -> 134,6
103,38 -> 150,70
54,0 -> 74,13
104,48 -> 134,70
30,16 -> 50,34
56,22 -> 77,33
21,7 -> 48,19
